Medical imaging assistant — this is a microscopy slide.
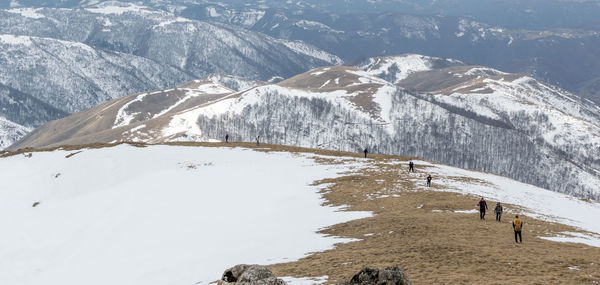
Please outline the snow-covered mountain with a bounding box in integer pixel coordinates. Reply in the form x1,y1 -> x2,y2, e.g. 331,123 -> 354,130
180,1 -> 600,104
10,54 -> 600,200
0,2 -> 342,147
0,34 -> 189,114
0,3 -> 341,81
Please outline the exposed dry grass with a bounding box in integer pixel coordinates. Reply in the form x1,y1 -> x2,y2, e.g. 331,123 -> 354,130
270,159 -> 600,285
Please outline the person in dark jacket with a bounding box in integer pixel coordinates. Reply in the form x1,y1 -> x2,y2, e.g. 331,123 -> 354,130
426,174 -> 432,187
478,198 -> 488,220
409,161 -> 415,172
513,215 -> 524,243
494,202 -> 503,222
363,148 -> 368,158
225,133 -> 229,143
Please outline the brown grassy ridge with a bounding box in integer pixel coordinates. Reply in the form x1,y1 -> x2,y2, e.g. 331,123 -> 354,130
3,142 -> 599,284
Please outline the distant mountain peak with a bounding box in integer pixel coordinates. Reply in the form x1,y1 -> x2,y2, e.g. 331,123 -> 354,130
359,54 -> 465,84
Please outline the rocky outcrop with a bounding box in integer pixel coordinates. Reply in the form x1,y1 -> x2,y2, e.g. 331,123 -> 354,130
217,264 -> 287,285
343,266 -> 411,285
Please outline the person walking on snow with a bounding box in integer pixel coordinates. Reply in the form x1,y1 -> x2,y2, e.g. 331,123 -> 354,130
494,202 -> 503,222
225,133 -> 229,143
478,198 -> 488,220
409,161 -> 415,173
513,215 -> 524,243
363,147 -> 368,158
426,174 -> 432,187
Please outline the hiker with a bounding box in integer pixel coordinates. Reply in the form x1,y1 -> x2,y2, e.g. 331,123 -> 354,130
363,147 -> 368,158
225,133 -> 229,143
494,202 -> 503,222
256,135 -> 260,146
409,161 -> 415,172
513,215 -> 524,243
478,197 -> 488,220
426,174 -> 432,187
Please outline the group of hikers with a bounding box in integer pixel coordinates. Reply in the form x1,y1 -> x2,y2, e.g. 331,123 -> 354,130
407,161 -> 433,187
478,198 -> 524,243
406,159 -> 525,244
224,139 -> 525,243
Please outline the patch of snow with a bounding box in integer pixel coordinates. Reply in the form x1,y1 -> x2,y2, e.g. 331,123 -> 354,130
360,54 -> 444,83
0,34 -> 32,46
319,80 -> 331,89
206,6 -> 221,17
454,209 -> 479,214
152,83 -> 232,119
540,232 -> 600,248
294,20 -> 344,34
419,161 -> 600,247
126,124 -> 146,133
86,4 -> 149,15
281,275 -> 328,284
0,145 -> 371,284
6,8 -> 45,19
113,93 -> 149,128
464,67 -> 506,77
155,17 -> 192,28
279,40 -> 343,65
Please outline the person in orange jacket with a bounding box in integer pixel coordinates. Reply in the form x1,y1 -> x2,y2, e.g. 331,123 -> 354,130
513,215 -> 524,243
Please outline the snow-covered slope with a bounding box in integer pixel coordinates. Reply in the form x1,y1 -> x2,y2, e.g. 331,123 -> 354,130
0,2 -> 342,83
0,2 -> 342,146
8,80 -> 237,149
0,144 -> 369,284
0,34 -> 189,114
359,54 -> 464,84
10,56 -> 600,200
1,144 -> 599,284
0,83 -> 67,148
0,117 -> 30,150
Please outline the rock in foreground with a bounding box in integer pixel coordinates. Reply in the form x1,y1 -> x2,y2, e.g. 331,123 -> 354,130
218,264 -> 287,285
343,266 -> 411,285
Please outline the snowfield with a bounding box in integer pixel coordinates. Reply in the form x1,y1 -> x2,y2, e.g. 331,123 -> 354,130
0,145 -> 370,285
1,144 -> 599,284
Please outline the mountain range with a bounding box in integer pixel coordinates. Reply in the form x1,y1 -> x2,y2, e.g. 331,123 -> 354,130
10,54 -> 600,200
0,2 -> 342,146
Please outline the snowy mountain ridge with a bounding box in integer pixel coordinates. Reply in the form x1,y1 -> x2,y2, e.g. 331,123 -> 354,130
0,2 -> 342,147
9,55 -> 600,200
